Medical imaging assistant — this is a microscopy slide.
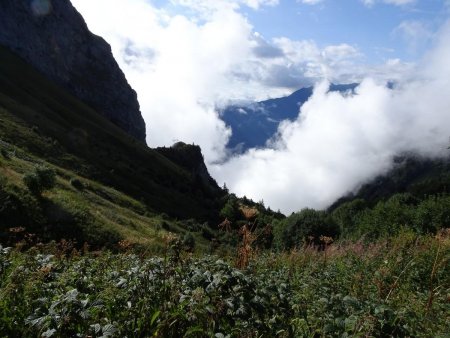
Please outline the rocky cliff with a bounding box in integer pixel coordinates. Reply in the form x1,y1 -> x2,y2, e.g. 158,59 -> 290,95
156,142 -> 220,191
0,0 -> 146,141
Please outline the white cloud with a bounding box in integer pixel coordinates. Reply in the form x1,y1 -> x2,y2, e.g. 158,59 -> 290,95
171,0 -> 279,13
72,0 -> 379,162
73,0 -> 256,161
361,0 -> 415,7
384,0 -> 415,5
299,0 -> 324,5
393,20 -> 433,52
211,20 -> 450,213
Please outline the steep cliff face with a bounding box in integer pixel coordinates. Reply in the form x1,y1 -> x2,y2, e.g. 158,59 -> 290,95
0,0 -> 146,141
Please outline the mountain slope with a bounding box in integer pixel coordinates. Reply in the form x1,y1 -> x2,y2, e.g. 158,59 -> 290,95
221,83 -> 357,152
329,153 -> 450,211
0,45 -> 224,223
0,0 -> 145,141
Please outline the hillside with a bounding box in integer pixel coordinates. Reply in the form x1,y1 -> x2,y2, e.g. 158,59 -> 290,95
0,44 -> 238,249
0,0 -> 146,140
0,45 -> 227,221
0,44 -> 284,251
329,154 -> 450,211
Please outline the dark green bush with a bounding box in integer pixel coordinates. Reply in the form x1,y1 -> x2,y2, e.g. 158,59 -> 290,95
219,194 -> 242,223
200,223 -> 215,240
413,195 -> 450,233
23,166 -> 56,196
331,198 -> 366,236
182,232 -> 196,252
277,208 -> 339,250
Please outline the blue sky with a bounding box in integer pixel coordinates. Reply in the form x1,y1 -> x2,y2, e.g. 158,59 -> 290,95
73,0 -> 450,212
245,0 -> 447,61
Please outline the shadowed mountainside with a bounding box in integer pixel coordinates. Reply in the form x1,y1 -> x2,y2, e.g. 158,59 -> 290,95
0,0 -> 146,141
0,45 -> 225,223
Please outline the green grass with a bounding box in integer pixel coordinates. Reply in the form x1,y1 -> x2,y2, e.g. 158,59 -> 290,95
0,139 -> 219,252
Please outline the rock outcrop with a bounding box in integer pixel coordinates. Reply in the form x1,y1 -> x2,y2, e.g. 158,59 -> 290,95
0,0 -> 146,141
156,142 -> 220,190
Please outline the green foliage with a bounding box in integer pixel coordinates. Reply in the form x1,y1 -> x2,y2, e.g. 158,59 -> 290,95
182,232 -> 196,252
23,166 -> 56,196
331,198 -> 366,236
219,194 -> 242,223
0,183 -> 44,232
0,232 -> 448,337
276,208 -> 339,250
414,195 -> 450,233
335,193 -> 450,240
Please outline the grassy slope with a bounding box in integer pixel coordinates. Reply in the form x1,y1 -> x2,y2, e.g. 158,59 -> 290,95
0,46 -> 224,223
0,45 -> 228,250
0,138 -> 213,252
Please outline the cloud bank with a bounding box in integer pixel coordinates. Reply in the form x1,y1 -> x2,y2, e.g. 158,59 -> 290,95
211,21 -> 450,213
72,0 -> 406,162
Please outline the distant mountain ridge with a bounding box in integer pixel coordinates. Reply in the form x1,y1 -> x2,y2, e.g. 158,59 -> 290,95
221,83 -> 358,152
0,0 -> 146,141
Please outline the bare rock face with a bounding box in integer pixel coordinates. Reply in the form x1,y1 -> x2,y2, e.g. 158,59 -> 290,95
0,0 -> 146,141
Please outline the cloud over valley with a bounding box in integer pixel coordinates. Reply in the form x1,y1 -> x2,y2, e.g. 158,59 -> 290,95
72,0 -> 450,213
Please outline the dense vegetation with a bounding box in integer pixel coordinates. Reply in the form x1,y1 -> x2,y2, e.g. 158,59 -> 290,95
273,192 -> 450,250
0,230 -> 448,337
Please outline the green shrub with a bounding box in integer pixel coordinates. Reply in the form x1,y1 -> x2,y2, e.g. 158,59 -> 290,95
277,208 -> 339,249
182,232 -> 196,252
23,173 -> 41,195
331,198 -> 366,236
23,166 -> 56,195
413,195 -> 450,233
344,193 -> 414,239
219,194 -> 242,223
0,183 -> 44,232
199,223 -> 215,240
